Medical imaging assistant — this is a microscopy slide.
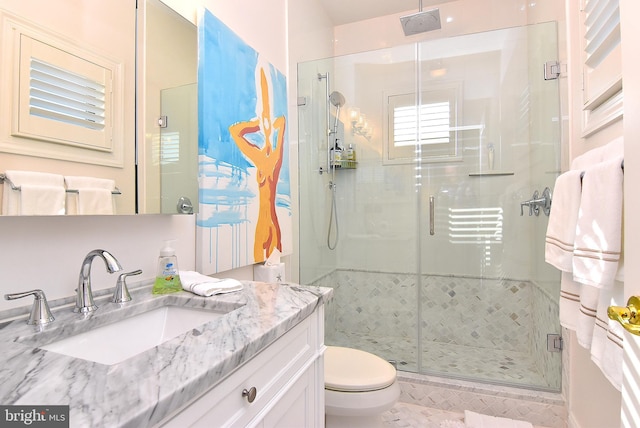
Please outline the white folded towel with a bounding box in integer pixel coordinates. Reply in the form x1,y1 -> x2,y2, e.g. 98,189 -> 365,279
179,271 -> 243,297
464,410 -> 532,428
572,157 -> 624,288
64,176 -> 116,215
2,170 -> 65,215
545,169 -> 583,272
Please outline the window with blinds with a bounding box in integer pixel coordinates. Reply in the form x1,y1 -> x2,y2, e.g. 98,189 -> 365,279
384,84 -> 460,164
393,101 -> 451,147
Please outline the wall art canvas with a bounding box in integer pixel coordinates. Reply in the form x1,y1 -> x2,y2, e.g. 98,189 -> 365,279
196,8 -> 291,274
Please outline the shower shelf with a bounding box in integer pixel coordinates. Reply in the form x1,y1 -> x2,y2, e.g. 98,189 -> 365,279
469,171 -> 514,177
331,160 -> 357,169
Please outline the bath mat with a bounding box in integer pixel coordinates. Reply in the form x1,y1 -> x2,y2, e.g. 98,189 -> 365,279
465,410 -> 533,428
440,420 -> 465,428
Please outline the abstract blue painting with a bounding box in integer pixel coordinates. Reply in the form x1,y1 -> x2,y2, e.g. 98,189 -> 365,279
196,8 -> 291,273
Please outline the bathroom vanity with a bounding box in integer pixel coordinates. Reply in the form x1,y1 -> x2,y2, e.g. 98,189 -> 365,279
0,281 -> 331,427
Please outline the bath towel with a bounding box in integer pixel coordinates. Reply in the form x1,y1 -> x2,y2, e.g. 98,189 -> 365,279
559,272 -> 581,330
572,157 -> 624,288
545,169 -> 582,272
589,280 -> 624,391
543,138 -> 625,392
64,176 -> 116,215
464,410 -> 532,428
179,271 -> 243,297
575,283 -> 599,348
2,170 -> 65,215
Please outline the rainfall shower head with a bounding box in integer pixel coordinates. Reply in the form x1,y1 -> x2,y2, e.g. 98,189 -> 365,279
400,7 -> 441,36
329,91 -> 345,107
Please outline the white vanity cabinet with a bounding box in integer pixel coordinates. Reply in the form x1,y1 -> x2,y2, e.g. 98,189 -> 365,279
158,305 -> 325,428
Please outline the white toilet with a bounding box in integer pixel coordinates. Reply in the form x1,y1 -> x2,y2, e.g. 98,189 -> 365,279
324,346 -> 400,428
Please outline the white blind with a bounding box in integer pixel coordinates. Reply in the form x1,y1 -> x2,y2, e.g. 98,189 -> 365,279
584,0 -> 620,68
29,58 -> 106,130
448,207 -> 503,244
160,131 -> 180,164
393,101 -> 450,147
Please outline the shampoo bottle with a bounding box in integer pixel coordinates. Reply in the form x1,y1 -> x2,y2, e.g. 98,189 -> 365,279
152,240 -> 183,295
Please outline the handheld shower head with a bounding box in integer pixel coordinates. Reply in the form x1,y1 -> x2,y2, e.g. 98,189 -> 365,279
329,91 -> 346,139
329,91 -> 345,107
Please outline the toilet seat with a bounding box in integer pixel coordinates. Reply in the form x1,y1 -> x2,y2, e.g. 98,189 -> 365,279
325,346 -> 396,392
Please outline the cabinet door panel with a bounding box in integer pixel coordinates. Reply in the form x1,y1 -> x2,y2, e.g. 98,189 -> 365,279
261,365 -> 316,428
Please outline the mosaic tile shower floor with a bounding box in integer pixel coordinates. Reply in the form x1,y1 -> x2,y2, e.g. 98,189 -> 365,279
329,330 -> 550,388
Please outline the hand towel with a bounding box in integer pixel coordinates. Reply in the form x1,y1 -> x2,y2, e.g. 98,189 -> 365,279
545,170 -> 583,271
464,410 -> 533,428
179,271 -> 243,297
572,157 -> 624,288
2,170 -> 65,215
20,184 -> 66,215
64,176 -> 116,215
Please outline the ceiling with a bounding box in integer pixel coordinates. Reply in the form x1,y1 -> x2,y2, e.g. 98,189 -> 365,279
319,0 -> 458,26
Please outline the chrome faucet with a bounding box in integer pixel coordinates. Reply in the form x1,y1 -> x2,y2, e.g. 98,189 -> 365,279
74,249 -> 123,314
5,289 -> 55,326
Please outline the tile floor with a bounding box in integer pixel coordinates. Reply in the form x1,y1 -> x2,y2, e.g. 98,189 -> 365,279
382,402 -> 553,428
383,402 -> 464,427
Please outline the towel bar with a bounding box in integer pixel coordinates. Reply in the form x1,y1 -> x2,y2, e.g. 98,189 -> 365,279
579,159 -> 624,181
0,173 -> 122,195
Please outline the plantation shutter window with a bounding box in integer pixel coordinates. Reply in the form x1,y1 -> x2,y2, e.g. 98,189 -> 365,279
385,85 -> 460,163
16,35 -> 114,151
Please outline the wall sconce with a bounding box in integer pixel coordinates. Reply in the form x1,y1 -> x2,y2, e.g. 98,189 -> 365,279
349,108 -> 372,140
429,60 -> 447,78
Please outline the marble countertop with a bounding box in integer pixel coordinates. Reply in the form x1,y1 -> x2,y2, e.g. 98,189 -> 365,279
0,281 -> 332,427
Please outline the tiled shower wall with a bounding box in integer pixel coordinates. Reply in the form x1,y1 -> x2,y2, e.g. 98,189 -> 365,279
313,269 -> 561,390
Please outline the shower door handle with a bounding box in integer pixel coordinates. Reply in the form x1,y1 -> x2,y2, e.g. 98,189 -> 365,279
429,196 -> 435,236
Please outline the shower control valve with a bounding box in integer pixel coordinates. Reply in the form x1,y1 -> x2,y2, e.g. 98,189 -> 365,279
520,188 -> 552,217
520,191 -> 540,216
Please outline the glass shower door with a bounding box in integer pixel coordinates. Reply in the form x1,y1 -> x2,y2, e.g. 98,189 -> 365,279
417,22 -> 561,389
297,21 -> 562,392
298,44 -> 423,374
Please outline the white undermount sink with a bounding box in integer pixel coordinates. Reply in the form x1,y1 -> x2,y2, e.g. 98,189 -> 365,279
40,306 -> 226,365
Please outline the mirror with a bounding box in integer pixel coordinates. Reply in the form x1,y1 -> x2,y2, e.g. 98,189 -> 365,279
137,0 -> 198,214
0,0 -> 198,215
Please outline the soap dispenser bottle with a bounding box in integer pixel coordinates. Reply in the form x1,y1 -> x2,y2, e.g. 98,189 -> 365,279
152,240 -> 183,295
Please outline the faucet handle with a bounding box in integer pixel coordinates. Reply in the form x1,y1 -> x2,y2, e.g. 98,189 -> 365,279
5,289 -> 55,326
112,270 -> 142,303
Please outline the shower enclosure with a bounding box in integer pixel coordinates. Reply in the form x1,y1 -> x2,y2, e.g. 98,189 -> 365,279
298,22 -> 562,391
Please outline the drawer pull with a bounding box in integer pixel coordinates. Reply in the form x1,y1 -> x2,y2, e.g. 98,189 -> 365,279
242,387 -> 257,403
